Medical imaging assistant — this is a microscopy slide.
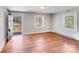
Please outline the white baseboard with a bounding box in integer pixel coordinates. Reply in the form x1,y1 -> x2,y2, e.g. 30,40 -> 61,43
23,31 -> 51,35
56,32 -> 73,38
23,31 -> 73,39
23,31 -> 78,40
54,31 -> 79,40
52,30 -> 56,32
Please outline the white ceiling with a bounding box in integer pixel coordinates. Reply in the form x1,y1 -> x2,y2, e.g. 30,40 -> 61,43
6,6 -> 79,14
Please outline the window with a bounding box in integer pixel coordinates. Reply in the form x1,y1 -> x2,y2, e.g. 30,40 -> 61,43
34,15 -> 44,28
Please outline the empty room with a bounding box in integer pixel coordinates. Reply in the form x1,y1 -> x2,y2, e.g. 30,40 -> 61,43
0,6 -> 79,53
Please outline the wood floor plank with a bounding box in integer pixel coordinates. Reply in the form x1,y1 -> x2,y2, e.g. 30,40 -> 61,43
1,32 -> 79,53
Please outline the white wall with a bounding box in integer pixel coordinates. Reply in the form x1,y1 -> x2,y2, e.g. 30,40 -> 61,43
0,7 -> 8,51
52,10 -> 79,40
23,13 -> 52,34
11,12 -> 52,34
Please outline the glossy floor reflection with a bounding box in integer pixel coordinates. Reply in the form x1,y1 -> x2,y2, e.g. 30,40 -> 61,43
2,32 -> 79,53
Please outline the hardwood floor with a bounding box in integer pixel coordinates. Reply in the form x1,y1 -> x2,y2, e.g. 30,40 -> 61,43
1,32 -> 79,53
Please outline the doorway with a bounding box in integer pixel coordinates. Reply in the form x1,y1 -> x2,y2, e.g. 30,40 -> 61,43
8,14 -> 22,39
13,16 -> 22,35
